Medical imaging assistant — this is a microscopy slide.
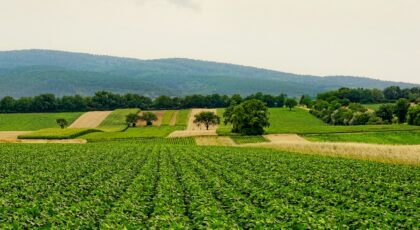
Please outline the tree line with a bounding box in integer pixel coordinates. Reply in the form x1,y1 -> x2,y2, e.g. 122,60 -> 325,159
0,91 -> 288,113
317,86 -> 420,104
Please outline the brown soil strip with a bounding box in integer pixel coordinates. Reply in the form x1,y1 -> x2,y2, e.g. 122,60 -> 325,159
136,111 -> 165,127
169,111 -> 179,126
0,131 -> 31,139
69,111 -> 112,128
195,136 -> 236,146
0,139 -> 87,144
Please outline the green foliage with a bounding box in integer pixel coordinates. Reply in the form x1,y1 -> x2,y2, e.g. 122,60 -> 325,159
407,105 -> 420,126
126,113 -> 140,127
230,135 -> 268,144
375,104 -> 395,123
56,118 -> 68,129
305,131 -> 420,145
223,99 -> 270,135
193,112 -> 220,130
285,98 -> 298,111
394,98 -> 410,123
0,143 -> 418,228
140,112 -> 158,126
18,128 -> 99,139
175,110 -> 190,127
0,112 -> 83,131
98,109 -> 140,132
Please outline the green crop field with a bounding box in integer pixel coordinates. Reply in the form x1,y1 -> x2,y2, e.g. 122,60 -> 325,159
89,137 -> 196,145
161,110 -> 176,125
0,112 -> 83,131
305,131 -> 420,145
18,128 -> 100,139
218,108 -> 420,135
81,126 -> 182,141
175,109 -> 190,127
97,109 -> 140,132
230,135 -> 268,144
0,142 -> 418,228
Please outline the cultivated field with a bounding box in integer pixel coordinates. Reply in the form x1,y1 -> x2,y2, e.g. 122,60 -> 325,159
0,112 -> 83,131
168,109 -> 217,137
305,131 -> 420,145
97,109 -> 140,132
0,142 -> 418,228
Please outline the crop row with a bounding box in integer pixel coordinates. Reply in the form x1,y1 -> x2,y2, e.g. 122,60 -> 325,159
0,142 -> 418,228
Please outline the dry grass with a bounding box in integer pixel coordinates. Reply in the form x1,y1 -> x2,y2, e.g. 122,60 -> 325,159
0,139 -> 87,144
69,111 -> 112,128
195,136 -> 236,146
248,142 -> 420,166
169,111 -> 178,126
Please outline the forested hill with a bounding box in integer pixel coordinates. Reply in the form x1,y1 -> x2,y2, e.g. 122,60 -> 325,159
0,49 -> 417,98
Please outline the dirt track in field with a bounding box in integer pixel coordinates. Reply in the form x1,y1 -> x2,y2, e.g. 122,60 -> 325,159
69,111 -> 112,128
0,139 -> 87,144
136,111 -> 165,127
0,131 -> 31,139
168,109 -> 218,137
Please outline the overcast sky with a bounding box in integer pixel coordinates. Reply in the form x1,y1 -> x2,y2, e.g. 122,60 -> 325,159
1,0 -> 419,83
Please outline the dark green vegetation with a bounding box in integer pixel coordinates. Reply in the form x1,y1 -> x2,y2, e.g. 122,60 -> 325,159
0,112 -> 82,131
230,135 -> 268,144
193,111 -> 220,130
18,128 -> 99,139
0,49 -> 417,98
0,142 -> 418,228
218,108 -> 420,135
305,131 -> 420,145
408,106 -> 420,125
223,99 -> 270,135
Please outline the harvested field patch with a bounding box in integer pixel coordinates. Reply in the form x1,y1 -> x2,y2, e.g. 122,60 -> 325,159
69,111 -> 112,128
195,136 -> 236,146
0,131 -> 31,139
169,111 -> 178,126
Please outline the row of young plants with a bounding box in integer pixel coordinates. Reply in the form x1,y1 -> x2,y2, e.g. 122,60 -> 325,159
0,142 -> 418,228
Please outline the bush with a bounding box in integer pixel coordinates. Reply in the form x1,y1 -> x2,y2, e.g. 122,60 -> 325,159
349,112 -> 371,125
407,106 -> 420,126
367,115 -> 383,125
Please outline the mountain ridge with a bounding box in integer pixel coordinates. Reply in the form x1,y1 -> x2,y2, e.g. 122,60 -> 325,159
0,49 -> 417,98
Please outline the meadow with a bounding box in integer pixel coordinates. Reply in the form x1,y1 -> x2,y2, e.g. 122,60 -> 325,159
0,142 -> 418,228
218,108 -> 420,135
0,112 -> 83,131
230,135 -> 268,144
81,126 -> 182,140
305,131 -> 420,145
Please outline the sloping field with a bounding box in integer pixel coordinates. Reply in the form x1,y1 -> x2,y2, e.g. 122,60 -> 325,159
217,108 -> 420,135
0,131 -> 31,139
18,128 -> 99,139
97,109 -> 140,132
0,142 -> 418,228
69,111 -> 111,128
0,112 -> 83,131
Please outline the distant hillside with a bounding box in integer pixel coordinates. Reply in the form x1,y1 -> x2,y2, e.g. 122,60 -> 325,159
0,49 -> 417,98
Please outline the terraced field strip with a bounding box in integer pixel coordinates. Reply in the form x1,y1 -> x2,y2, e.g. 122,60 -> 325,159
69,111 -> 112,128
169,111 -> 178,126
195,136 -> 236,146
0,131 -> 31,140
168,109 -> 218,137
137,111 -> 165,127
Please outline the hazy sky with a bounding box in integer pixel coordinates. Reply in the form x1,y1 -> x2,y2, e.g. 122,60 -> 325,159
1,0 -> 419,83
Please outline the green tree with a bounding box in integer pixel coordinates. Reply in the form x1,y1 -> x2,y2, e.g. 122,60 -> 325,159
285,98 -> 298,111
193,111 -> 220,130
407,106 -> 420,126
56,118 -> 68,129
394,98 -> 410,123
375,104 -> 394,123
126,113 -> 140,127
140,112 -> 158,126
299,95 -> 313,108
223,99 -> 270,135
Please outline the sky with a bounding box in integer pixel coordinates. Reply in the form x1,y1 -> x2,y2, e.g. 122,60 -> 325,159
1,0 -> 419,83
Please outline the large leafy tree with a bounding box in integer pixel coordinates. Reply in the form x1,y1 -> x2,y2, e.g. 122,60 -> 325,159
394,98 -> 410,123
375,104 -> 395,123
140,112 -> 158,126
285,98 -> 298,111
223,99 -> 270,135
193,112 -> 220,130
126,113 -> 140,127
56,118 -> 68,129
